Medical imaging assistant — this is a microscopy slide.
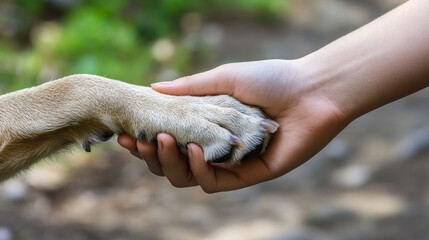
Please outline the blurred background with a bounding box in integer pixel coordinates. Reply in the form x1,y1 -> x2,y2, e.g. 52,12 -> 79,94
2,0 -> 429,239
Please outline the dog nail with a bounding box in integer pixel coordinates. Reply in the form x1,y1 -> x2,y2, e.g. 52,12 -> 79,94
83,142 -> 91,152
178,144 -> 188,156
98,131 -> 114,142
230,135 -> 244,148
181,147 -> 188,156
137,131 -> 146,141
261,119 -> 280,133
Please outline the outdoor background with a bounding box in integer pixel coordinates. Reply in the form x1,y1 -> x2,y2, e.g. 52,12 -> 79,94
1,0 -> 429,239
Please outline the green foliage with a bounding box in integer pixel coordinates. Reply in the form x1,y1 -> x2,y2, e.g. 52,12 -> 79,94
0,0 -> 288,93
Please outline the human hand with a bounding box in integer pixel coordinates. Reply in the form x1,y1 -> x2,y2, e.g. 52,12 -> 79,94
119,0 -> 429,192
118,59 -> 350,192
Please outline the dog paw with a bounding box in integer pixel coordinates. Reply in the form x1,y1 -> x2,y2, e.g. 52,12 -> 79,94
126,92 -> 279,164
196,95 -> 279,163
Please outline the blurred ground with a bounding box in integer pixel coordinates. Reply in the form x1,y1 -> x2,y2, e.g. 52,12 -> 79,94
2,0 -> 429,240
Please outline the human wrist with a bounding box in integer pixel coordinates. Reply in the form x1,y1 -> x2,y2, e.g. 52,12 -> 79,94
298,0 -> 429,124
293,54 -> 358,126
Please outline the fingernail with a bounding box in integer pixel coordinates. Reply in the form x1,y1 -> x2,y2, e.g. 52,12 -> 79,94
151,81 -> 173,87
260,119 -> 280,133
158,138 -> 163,152
187,145 -> 193,159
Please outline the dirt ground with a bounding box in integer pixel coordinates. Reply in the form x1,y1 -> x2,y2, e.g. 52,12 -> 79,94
2,0 -> 429,239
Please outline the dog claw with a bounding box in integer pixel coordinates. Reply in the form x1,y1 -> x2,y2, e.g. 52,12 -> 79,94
137,131 -> 146,141
261,119 -> 280,133
82,142 -> 92,152
229,135 -> 244,148
178,144 -> 188,156
97,131 -> 114,142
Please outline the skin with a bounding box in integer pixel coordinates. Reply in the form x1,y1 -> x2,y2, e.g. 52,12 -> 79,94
118,0 -> 429,193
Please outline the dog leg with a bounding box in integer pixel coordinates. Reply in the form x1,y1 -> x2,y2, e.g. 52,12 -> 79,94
0,74 -> 278,181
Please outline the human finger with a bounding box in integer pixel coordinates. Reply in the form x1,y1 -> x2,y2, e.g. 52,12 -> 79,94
151,65 -> 235,96
117,134 -> 142,158
117,133 -> 138,152
136,140 -> 165,176
157,134 -> 198,187
186,139 -> 285,193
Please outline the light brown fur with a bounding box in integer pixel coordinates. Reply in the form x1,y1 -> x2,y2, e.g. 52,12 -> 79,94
0,74 -> 277,181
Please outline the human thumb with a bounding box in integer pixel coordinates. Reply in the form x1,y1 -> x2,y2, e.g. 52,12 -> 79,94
151,68 -> 234,96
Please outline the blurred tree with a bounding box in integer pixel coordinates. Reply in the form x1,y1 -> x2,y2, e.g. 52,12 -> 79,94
0,0 -> 288,93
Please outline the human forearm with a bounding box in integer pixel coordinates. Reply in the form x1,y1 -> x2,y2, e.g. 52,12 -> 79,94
302,0 -> 429,121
